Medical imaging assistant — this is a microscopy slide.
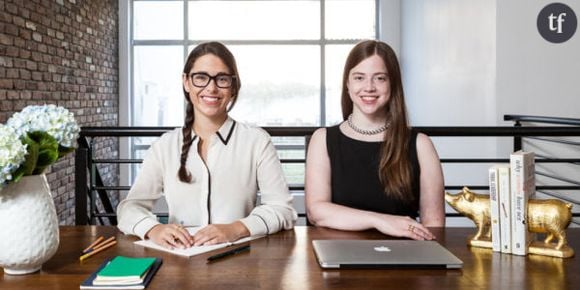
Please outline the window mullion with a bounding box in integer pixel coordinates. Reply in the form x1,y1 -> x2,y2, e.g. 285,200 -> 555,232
375,0 -> 380,39
320,0 -> 326,126
183,0 -> 188,57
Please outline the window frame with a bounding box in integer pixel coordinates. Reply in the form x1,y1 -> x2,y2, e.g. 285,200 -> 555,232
129,0 -> 379,127
121,0 -> 380,195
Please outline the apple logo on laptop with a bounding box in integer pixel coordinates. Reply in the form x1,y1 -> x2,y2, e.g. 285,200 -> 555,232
374,246 -> 391,252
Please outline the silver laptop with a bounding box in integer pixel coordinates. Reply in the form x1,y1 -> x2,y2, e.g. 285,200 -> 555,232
312,240 -> 463,269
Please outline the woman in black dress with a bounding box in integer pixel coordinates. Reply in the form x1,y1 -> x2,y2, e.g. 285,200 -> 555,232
305,40 -> 444,240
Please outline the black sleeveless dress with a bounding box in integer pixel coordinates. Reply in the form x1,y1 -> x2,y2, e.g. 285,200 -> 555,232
326,125 -> 421,218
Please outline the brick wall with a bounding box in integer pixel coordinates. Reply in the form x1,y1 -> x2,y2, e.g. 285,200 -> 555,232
0,0 -> 119,225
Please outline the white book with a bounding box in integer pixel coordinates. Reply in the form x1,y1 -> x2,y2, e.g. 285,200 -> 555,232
134,226 -> 263,257
488,166 -> 502,252
498,166 -> 512,254
510,151 -> 535,256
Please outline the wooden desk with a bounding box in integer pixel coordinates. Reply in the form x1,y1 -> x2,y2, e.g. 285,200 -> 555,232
1,226 -> 578,289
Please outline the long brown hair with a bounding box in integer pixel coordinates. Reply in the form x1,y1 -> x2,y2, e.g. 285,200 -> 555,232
177,42 -> 241,183
341,40 -> 413,203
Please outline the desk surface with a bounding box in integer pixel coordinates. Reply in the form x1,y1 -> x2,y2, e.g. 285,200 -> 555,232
1,226 -> 578,290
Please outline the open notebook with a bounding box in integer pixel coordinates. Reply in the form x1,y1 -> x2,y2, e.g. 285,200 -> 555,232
134,226 -> 263,257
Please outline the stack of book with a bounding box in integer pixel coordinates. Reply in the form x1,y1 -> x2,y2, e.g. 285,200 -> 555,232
488,150 -> 535,255
81,256 -> 162,289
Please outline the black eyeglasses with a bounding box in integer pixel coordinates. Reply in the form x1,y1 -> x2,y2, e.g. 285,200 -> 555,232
189,72 -> 235,88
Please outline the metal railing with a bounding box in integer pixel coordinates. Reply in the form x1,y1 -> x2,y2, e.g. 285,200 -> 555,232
75,121 -> 580,225
504,115 -> 580,211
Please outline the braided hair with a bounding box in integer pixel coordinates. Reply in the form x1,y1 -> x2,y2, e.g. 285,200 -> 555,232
177,42 -> 241,183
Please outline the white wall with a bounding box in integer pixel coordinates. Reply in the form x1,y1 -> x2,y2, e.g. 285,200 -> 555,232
390,0 -> 580,226
396,0 -> 497,226
496,1 -> 580,121
497,1 -> 580,221
401,0 -> 497,127
379,0 -> 401,55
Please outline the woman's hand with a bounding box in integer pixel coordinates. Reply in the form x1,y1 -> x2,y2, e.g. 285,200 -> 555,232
372,214 -> 436,241
145,224 -> 193,249
193,221 -> 250,246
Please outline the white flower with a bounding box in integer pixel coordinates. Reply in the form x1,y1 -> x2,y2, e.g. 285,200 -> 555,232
7,104 -> 80,148
0,125 -> 28,188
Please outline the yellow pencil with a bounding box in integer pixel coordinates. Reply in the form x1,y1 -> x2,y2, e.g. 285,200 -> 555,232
79,240 -> 117,262
89,236 -> 115,252
82,236 -> 104,254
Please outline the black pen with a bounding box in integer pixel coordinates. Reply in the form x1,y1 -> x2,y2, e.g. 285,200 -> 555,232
206,244 -> 251,263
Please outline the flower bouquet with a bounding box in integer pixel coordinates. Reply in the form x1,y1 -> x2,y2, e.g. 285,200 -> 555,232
0,104 -> 80,274
0,104 -> 80,188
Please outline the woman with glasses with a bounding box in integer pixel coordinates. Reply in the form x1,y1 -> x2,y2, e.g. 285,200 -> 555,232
118,42 -> 297,249
305,40 -> 445,240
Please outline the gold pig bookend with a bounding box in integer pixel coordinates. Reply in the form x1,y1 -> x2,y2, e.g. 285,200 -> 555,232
444,188 -> 492,248
445,187 -> 574,258
527,199 -> 574,258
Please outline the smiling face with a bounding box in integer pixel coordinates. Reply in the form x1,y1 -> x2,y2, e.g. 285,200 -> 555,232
346,54 -> 390,118
182,54 -> 233,121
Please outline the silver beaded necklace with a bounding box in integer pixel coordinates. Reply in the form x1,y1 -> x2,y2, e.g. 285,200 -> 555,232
347,114 -> 389,135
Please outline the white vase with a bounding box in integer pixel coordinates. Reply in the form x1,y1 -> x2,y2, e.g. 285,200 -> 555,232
0,174 -> 60,275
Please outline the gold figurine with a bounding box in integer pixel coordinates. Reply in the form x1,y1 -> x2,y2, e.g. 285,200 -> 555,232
527,199 -> 574,258
444,188 -> 492,248
445,187 -> 574,258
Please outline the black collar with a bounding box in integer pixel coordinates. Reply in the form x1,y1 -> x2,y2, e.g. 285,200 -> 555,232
190,117 -> 236,146
216,118 -> 236,145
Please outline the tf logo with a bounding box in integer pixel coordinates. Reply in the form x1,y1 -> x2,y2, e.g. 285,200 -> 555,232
537,2 -> 577,43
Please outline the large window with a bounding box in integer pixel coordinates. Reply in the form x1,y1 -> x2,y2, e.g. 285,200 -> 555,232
132,0 -> 377,128
130,0 -> 378,186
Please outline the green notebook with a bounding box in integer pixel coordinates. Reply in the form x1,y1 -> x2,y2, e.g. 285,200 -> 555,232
81,257 -> 162,289
97,256 -> 156,281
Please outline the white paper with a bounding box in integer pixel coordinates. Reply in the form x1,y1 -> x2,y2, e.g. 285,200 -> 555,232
133,226 -> 261,257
